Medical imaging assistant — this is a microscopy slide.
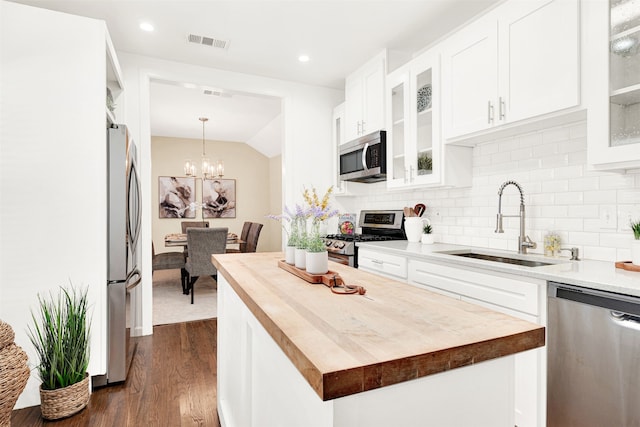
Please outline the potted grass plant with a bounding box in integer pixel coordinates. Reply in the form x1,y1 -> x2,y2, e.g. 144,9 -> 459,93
28,285 -> 91,420
631,219 -> 640,266
421,221 -> 434,244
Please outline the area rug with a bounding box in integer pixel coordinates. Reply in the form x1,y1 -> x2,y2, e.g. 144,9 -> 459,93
126,269 -> 218,327
151,269 -> 217,325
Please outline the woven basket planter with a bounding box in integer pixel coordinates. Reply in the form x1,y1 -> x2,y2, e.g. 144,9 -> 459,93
0,320 -> 30,427
39,374 -> 90,420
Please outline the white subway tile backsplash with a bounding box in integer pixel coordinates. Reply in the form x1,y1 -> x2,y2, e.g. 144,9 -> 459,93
540,205 -> 569,218
490,151 -> 511,165
541,153 -> 569,168
584,190 -> 617,204
567,231 -> 600,246
512,147 -> 533,161
348,121 -> 639,263
558,138 -> 586,154
555,165 -> 584,180
600,174 -> 635,189
543,126 -> 571,143
600,232 -> 634,249
569,176 -> 600,192
618,189 -> 640,204
568,150 -> 587,166
518,132 -> 544,148
518,158 -> 542,171
542,179 -> 569,193
569,122 -> 587,139
554,191 -> 584,205
568,204 -> 599,218
531,193 -> 555,205
583,245 -> 617,262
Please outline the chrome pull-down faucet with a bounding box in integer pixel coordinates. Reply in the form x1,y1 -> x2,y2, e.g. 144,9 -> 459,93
495,180 -> 536,254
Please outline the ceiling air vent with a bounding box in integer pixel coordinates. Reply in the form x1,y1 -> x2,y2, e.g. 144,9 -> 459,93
188,33 -> 229,50
203,89 -> 232,98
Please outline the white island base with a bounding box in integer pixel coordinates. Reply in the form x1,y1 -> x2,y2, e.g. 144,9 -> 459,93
218,274 -> 515,427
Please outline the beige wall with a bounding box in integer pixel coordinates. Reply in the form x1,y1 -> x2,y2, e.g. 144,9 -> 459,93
151,136 -> 280,253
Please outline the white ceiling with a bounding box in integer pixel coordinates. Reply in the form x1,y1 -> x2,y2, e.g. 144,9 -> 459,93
10,0 -> 500,155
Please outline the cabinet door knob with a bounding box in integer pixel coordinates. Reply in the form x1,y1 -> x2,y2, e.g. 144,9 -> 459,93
499,97 -> 505,120
357,121 -> 362,135
361,120 -> 366,134
487,101 -> 494,124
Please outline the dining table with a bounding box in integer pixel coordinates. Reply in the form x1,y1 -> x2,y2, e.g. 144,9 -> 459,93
164,232 -> 244,248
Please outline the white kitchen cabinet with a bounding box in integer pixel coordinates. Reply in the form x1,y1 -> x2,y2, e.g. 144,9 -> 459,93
331,103 -> 348,194
357,248 -> 407,280
442,0 -> 580,140
441,13 -> 498,138
586,0 -> 640,170
344,52 -> 386,142
408,258 -> 546,427
386,50 -> 472,189
106,29 -> 124,125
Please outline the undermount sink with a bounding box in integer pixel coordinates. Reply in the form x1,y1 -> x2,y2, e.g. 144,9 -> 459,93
437,250 -> 556,268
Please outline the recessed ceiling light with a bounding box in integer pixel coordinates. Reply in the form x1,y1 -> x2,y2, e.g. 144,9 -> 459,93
298,55 -> 310,63
139,22 -> 154,32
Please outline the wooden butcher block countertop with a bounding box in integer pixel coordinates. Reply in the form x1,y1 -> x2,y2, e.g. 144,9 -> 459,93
212,252 -> 545,401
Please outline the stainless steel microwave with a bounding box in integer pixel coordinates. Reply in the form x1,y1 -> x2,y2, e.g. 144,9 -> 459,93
339,130 -> 386,183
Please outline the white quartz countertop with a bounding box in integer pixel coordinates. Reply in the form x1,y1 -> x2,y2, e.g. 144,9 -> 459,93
356,241 -> 640,297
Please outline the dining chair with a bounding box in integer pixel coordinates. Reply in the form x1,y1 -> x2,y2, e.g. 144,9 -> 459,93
151,242 -> 187,293
184,227 -> 228,304
180,221 -> 209,234
225,221 -> 252,253
244,222 -> 263,253
180,221 -> 209,256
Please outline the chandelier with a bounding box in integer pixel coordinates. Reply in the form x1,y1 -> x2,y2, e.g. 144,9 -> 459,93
184,117 -> 224,179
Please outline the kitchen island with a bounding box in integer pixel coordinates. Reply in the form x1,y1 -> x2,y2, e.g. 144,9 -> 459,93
212,252 -> 545,427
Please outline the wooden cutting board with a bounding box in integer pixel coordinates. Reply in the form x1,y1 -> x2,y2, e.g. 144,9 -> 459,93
615,261 -> 640,272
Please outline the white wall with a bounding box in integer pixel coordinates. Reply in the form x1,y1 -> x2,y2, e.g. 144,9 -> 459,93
340,121 -> 640,262
118,52 -> 343,336
0,1 -> 108,409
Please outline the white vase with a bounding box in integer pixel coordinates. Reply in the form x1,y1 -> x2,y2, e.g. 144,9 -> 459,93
295,248 -> 307,269
404,217 -> 423,242
306,251 -> 329,275
632,240 -> 640,266
421,234 -> 434,244
285,245 -> 296,265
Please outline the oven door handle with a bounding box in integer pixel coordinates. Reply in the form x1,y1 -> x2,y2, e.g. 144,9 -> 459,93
361,142 -> 369,171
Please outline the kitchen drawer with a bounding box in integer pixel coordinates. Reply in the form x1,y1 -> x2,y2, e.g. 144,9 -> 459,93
408,259 -> 540,316
408,280 -> 461,300
358,248 -> 407,280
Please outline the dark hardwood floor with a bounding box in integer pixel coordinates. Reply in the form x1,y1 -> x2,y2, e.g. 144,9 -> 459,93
12,319 -> 220,427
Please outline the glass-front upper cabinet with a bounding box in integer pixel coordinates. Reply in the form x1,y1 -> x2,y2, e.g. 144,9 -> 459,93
587,0 -> 640,170
386,52 -> 441,188
610,0 -> 640,146
387,67 -> 410,187
387,49 -> 471,188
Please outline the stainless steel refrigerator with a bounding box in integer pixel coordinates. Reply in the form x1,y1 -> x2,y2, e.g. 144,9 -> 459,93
94,124 -> 142,386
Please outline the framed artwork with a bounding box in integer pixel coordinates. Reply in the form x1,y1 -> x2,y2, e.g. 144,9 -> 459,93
158,176 -> 196,218
202,178 -> 236,218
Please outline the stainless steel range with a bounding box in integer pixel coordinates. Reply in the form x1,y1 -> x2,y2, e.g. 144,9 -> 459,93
323,209 -> 406,267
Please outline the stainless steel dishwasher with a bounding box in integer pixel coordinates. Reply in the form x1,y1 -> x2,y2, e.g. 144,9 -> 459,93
548,281 -> 640,426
